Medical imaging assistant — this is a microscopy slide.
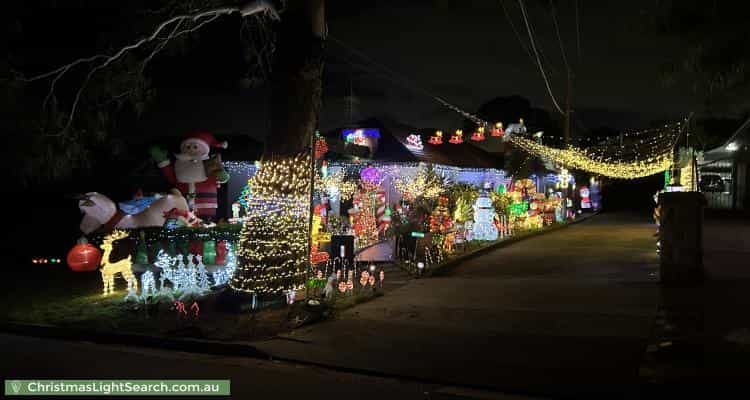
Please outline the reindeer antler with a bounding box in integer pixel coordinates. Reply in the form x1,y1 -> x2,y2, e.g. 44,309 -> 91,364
104,229 -> 130,242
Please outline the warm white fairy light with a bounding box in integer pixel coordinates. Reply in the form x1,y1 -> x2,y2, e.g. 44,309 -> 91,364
315,169 -> 356,201
509,136 -> 674,179
99,230 -> 137,296
230,153 -> 311,295
393,166 -> 445,201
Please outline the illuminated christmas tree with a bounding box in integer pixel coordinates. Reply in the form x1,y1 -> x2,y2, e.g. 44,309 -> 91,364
429,196 -> 452,233
351,185 -> 379,248
230,154 -> 310,297
350,166 -> 381,248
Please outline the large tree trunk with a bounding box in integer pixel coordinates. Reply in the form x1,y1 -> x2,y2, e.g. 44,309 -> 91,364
265,0 -> 325,157
227,0 -> 325,301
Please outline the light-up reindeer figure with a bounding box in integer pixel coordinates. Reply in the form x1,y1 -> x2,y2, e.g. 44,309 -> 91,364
100,230 -> 137,296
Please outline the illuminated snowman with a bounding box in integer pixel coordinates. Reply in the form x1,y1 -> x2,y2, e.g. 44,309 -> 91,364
470,190 -> 499,241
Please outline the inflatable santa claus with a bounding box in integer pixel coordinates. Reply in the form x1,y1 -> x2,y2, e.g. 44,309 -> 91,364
149,132 -> 230,219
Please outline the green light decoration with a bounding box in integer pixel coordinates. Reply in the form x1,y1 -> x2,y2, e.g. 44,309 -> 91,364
664,169 -> 670,190
306,278 -> 327,289
497,184 -> 506,194
238,181 -> 252,211
508,201 -> 529,217
135,242 -> 149,264
203,240 -> 217,265
411,231 -> 425,238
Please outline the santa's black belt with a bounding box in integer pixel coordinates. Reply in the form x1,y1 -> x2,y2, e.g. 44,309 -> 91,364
194,193 -> 218,198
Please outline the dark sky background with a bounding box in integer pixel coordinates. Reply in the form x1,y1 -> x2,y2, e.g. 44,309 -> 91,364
322,0 -> 696,132
5,0 -> 728,146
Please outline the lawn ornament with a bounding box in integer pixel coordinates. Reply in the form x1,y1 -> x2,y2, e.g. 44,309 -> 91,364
66,237 -> 102,272
77,189 -> 189,234
149,132 -> 229,219
100,230 -> 137,296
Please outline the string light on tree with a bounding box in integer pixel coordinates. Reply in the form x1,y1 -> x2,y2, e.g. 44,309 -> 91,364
230,153 -> 311,296
394,165 -> 445,201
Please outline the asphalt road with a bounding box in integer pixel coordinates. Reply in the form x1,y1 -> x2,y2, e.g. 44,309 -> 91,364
1,213 -> 661,399
0,333 -> 539,400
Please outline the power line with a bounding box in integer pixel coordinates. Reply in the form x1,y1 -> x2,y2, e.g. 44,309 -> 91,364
497,0 -> 536,68
328,37 -> 485,124
517,0 -> 565,114
549,0 -> 569,74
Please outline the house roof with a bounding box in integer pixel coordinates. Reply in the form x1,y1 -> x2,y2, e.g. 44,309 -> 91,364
703,117 -> 750,162
322,116 -> 503,168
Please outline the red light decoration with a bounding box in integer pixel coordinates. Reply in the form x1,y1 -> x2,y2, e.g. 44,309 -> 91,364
428,130 -> 444,145
449,129 -> 464,144
314,136 -> 328,159
310,247 -> 330,265
66,237 -> 102,272
470,126 -> 486,141
491,122 -> 504,137
406,134 -> 424,150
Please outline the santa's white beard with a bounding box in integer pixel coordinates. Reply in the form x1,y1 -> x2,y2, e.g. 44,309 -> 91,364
174,156 -> 207,183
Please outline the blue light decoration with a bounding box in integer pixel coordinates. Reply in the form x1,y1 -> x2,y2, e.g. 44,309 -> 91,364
470,191 -> 498,241
342,128 -> 381,144
118,196 -> 158,215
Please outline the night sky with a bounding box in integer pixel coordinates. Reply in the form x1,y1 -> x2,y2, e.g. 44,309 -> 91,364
5,0 -> 710,146
322,0 -> 696,131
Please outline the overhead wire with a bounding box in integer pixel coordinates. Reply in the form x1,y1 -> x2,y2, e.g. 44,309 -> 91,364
497,0 -> 537,68
517,0 -> 565,114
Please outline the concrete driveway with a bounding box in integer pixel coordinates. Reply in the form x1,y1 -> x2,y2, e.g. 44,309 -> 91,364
253,213 -> 661,397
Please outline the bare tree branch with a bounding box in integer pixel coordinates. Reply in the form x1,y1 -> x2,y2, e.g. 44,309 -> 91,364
23,0 -> 279,137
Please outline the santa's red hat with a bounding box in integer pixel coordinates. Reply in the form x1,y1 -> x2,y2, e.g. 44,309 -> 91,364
182,132 -> 228,152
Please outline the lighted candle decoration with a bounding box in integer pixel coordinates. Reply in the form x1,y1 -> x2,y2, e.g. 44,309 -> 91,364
491,122 -> 504,137
449,129 -> 464,144
428,130 -> 444,145
470,126 -> 486,141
